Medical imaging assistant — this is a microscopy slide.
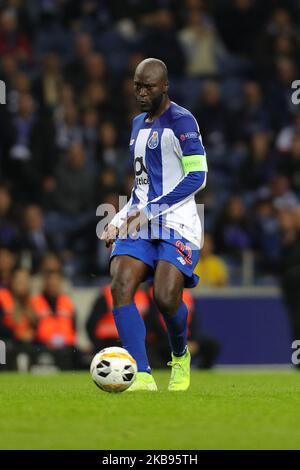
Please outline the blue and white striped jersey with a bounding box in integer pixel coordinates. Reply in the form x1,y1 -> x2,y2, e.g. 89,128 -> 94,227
111,101 -> 208,247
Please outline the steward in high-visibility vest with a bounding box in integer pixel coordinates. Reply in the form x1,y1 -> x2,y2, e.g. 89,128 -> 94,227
30,271 -> 76,348
0,269 -> 36,342
86,284 -> 149,349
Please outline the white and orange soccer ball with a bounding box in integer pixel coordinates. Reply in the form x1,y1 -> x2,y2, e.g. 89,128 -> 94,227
90,347 -> 137,392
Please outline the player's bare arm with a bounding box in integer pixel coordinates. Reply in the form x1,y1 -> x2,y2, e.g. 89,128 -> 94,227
100,224 -> 119,248
118,210 -> 148,239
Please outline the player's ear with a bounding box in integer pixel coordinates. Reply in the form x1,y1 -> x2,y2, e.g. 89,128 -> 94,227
163,80 -> 169,94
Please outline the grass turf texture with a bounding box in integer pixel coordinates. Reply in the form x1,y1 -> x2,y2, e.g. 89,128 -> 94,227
1,369 -> 300,450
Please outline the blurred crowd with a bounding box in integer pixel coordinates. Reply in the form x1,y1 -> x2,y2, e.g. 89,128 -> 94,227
1,0 -> 300,288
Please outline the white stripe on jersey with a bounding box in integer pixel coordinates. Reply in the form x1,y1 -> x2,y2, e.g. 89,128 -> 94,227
133,128 -> 151,206
161,129 -> 183,195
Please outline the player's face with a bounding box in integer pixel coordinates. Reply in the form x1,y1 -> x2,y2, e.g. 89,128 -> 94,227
134,72 -> 166,114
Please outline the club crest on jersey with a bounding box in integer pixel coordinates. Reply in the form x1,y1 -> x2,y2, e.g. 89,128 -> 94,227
148,131 -> 159,149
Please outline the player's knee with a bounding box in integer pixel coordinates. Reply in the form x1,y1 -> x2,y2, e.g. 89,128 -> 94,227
111,276 -> 136,307
153,286 -> 182,317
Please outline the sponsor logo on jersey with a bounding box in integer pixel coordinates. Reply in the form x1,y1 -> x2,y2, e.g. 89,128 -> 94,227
134,156 -> 149,185
130,138 -> 135,145
147,131 -> 159,149
180,132 -> 198,141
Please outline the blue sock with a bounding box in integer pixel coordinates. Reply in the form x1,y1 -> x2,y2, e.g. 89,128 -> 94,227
163,302 -> 188,357
113,303 -> 151,373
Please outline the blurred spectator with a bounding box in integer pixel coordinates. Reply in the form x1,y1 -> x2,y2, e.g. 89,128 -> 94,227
5,93 -> 56,202
81,107 -> 99,173
9,71 -> 32,114
267,57 -> 299,130
265,7 -> 296,38
215,0 -> 267,58
273,34 -> 300,65
85,53 -> 107,85
97,121 -> 130,179
81,81 -> 110,114
30,252 -> 73,293
51,82 -> 75,128
0,184 -> 19,248
214,196 -> 252,255
64,33 -> 95,91
81,54 -> 109,113
43,143 -> 96,261
20,205 -> 58,274
54,101 -> 82,152
194,80 -> 233,156
0,268 -> 36,343
252,198 -> 281,274
48,143 -> 95,216
97,167 -> 119,201
239,132 -> 276,191
268,174 -> 298,210
30,271 -> 76,368
278,134 -> 300,195
0,246 -> 18,288
236,81 -> 271,140
256,8 -> 299,78
33,52 -> 63,112
138,9 -> 186,77
194,233 -> 229,287
179,9 -> 226,77
0,8 -> 33,67
0,53 -> 18,91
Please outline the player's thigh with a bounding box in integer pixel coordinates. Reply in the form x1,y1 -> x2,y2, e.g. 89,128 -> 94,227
110,255 -> 150,299
153,260 -> 185,314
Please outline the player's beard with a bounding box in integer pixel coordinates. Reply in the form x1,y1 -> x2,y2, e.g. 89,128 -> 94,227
149,93 -> 164,115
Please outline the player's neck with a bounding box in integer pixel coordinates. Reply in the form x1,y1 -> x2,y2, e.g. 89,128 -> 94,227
146,96 -> 171,122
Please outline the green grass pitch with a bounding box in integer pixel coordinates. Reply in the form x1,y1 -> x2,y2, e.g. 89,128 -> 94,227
1,369 -> 300,450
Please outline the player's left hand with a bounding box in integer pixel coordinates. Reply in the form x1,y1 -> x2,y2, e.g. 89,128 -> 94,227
100,223 -> 119,247
119,210 -> 148,239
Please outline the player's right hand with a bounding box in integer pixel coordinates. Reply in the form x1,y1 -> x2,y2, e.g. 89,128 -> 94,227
100,224 -> 119,248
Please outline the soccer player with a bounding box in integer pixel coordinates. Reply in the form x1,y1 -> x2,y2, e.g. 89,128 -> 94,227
101,58 -> 208,391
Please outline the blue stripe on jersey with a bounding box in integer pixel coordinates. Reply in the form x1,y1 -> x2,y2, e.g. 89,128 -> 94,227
145,128 -> 164,202
145,171 -> 206,218
131,185 -> 140,206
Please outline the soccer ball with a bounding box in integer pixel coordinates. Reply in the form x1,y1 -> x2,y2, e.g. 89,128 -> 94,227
90,347 -> 137,393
